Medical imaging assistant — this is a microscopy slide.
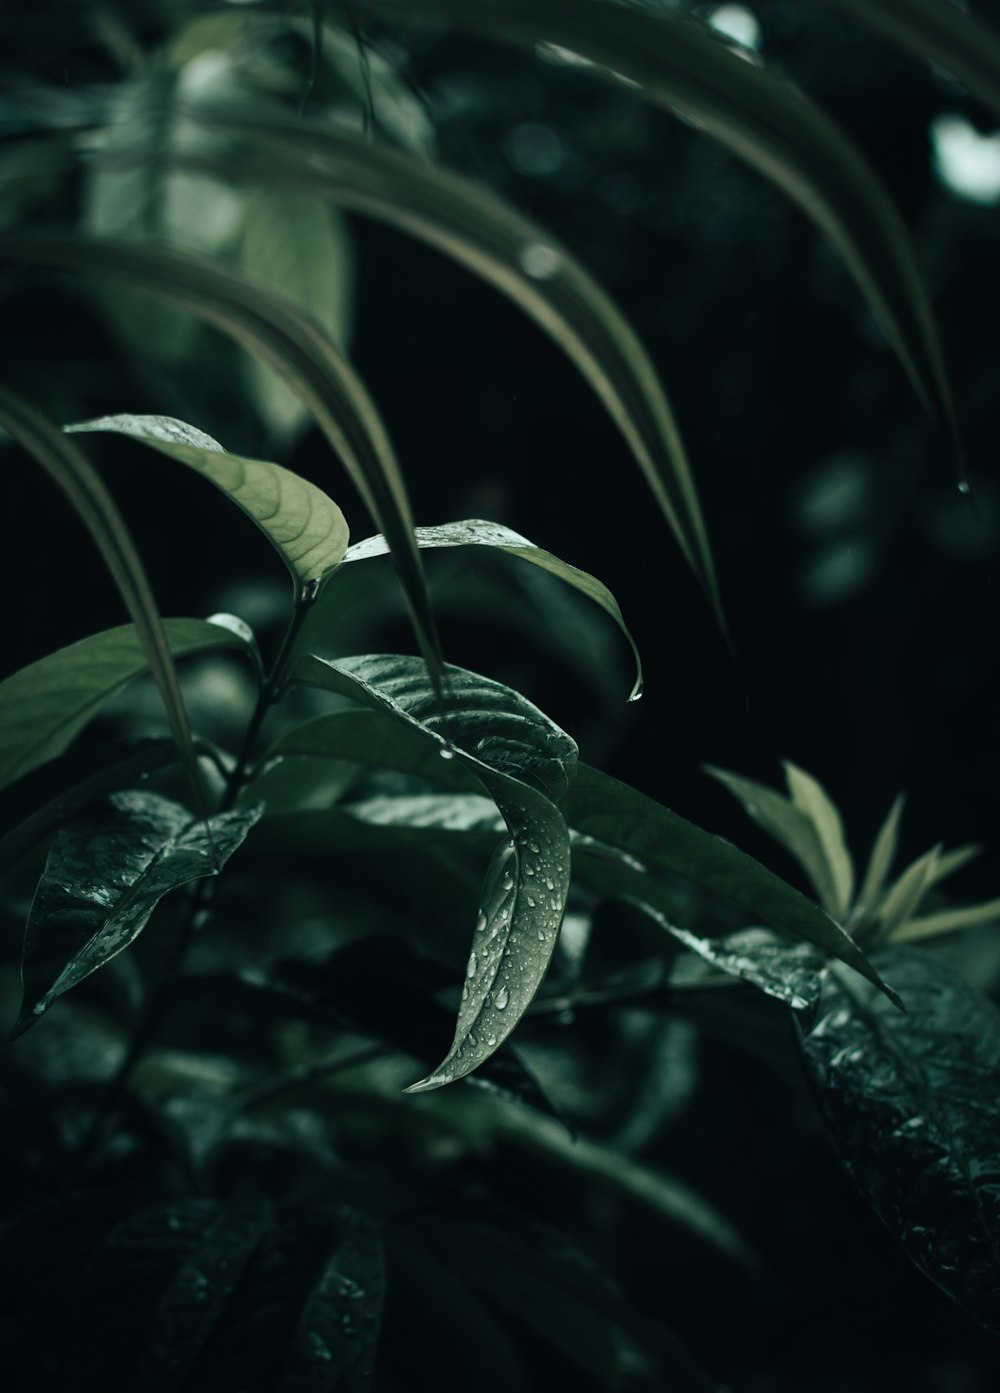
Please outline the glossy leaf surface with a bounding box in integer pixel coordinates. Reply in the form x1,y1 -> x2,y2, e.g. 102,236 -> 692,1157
799,948 -> 1000,1336
66,414 -> 350,596
13,791 -> 262,1036
0,618 -> 249,794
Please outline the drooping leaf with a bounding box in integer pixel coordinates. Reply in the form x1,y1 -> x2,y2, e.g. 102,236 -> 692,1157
783,761 -> 854,920
562,763 -> 896,1001
704,764 -> 835,913
0,618 -> 250,794
799,947 -> 1000,1336
173,109 -> 721,626
891,897 -> 1000,945
360,0 -> 959,455
13,791 -> 262,1037
832,0 -> 1000,118
0,235 -> 441,674
65,414 -> 350,598
854,792 -> 905,922
292,654 -> 576,1085
343,519 -> 644,699
0,389 -> 205,796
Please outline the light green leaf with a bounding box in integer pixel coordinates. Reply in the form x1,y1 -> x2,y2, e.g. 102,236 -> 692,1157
0,389 -> 206,800
783,761 -> 854,920
704,764 -> 834,912
929,843 -> 981,887
832,0 -> 1000,118
13,791 -> 262,1036
871,844 -> 942,943
65,413 -> 350,597
0,619 -> 250,794
891,897 -> 1000,945
361,0 -> 958,454
343,519 -> 643,699
562,763 -> 896,1002
291,654 -> 576,1085
0,235 -> 441,676
854,792 -> 905,923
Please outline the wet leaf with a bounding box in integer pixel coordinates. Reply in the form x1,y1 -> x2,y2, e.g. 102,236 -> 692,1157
783,761 -> 854,920
0,389 -> 205,798
13,791 -> 262,1036
563,763 -> 895,1001
361,0 -> 958,456
66,414 -> 350,597
799,947 -> 1000,1336
0,618 -> 250,794
644,914 -> 826,1011
343,518 -> 642,699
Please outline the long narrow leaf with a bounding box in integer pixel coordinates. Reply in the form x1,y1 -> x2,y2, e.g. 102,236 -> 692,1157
361,0 -> 958,455
0,389 -> 203,798
0,236 -> 440,672
783,761 -> 854,920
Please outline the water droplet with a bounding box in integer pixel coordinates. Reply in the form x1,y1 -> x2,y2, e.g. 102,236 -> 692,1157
526,895 -> 536,907
525,864 -> 536,876
309,1333 -> 334,1362
627,682 -> 644,704
467,951 -> 478,978
544,877 -> 555,890
958,478 -> 972,495
519,243 -> 560,279
529,842 -> 540,854
486,1035 -> 497,1047
439,745 -> 456,760
502,872 -> 514,891
494,985 -> 510,1010
475,910 -> 487,933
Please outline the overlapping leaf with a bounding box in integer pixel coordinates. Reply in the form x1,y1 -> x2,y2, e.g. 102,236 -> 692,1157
0,618 -> 250,794
66,414 -> 350,597
12,790 -> 262,1037
799,948 -> 1000,1336
361,0 -> 958,454
291,654 -> 575,1087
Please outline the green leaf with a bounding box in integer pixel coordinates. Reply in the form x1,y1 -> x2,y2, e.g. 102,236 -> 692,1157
799,947 -> 1000,1336
704,764 -> 835,913
178,108 -> 722,627
891,897 -> 1000,945
929,843 -> 981,887
0,234 -> 441,675
0,618 -> 250,794
343,519 -> 643,700
291,654 -> 576,1085
783,761 -> 855,920
360,0 -> 958,457
870,844 -> 941,943
854,792 -> 905,923
832,0 -> 1000,118
12,791 -> 262,1037
65,414 -> 350,598
0,389 -> 205,799
562,763 -> 896,1002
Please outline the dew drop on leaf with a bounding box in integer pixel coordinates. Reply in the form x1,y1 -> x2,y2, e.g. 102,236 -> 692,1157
494,985 -> 510,1010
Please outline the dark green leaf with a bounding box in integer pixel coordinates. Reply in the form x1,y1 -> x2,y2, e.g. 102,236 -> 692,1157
66,414 -> 350,597
563,763 -> 896,1001
0,617 -> 250,794
0,234 -> 441,674
13,791 -> 262,1036
651,918 -> 825,1011
0,389 -> 205,797
360,0 -> 958,457
799,947 -> 1000,1336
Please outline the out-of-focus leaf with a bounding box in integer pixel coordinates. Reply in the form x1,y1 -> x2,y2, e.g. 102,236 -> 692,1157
892,897 -> 1000,945
832,0 -> 1000,117
704,764 -> 834,912
344,519 -> 643,699
0,235 -> 441,674
871,844 -> 941,943
854,792 -> 905,922
12,791 -> 262,1037
0,618 -> 250,794
563,763 -> 896,1001
799,947 -> 1000,1336
929,843 -> 981,887
0,389 -> 204,796
292,654 -> 575,1086
66,414 -> 350,597
361,0 -> 959,456
783,761 -> 854,920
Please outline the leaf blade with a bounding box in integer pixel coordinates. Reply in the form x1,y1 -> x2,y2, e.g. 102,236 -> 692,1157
783,761 -> 855,920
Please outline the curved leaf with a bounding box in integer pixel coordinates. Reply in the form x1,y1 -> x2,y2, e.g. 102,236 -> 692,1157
343,519 -> 642,699
292,654 -> 575,1086
66,414 -> 350,597
361,0 -> 958,453
832,0 -> 1000,118
0,389 -> 204,796
799,947 -> 1000,1336
12,791 -> 262,1037
0,617 -> 250,794
562,762 -> 896,1002
783,761 -> 854,920
0,234 -> 440,671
